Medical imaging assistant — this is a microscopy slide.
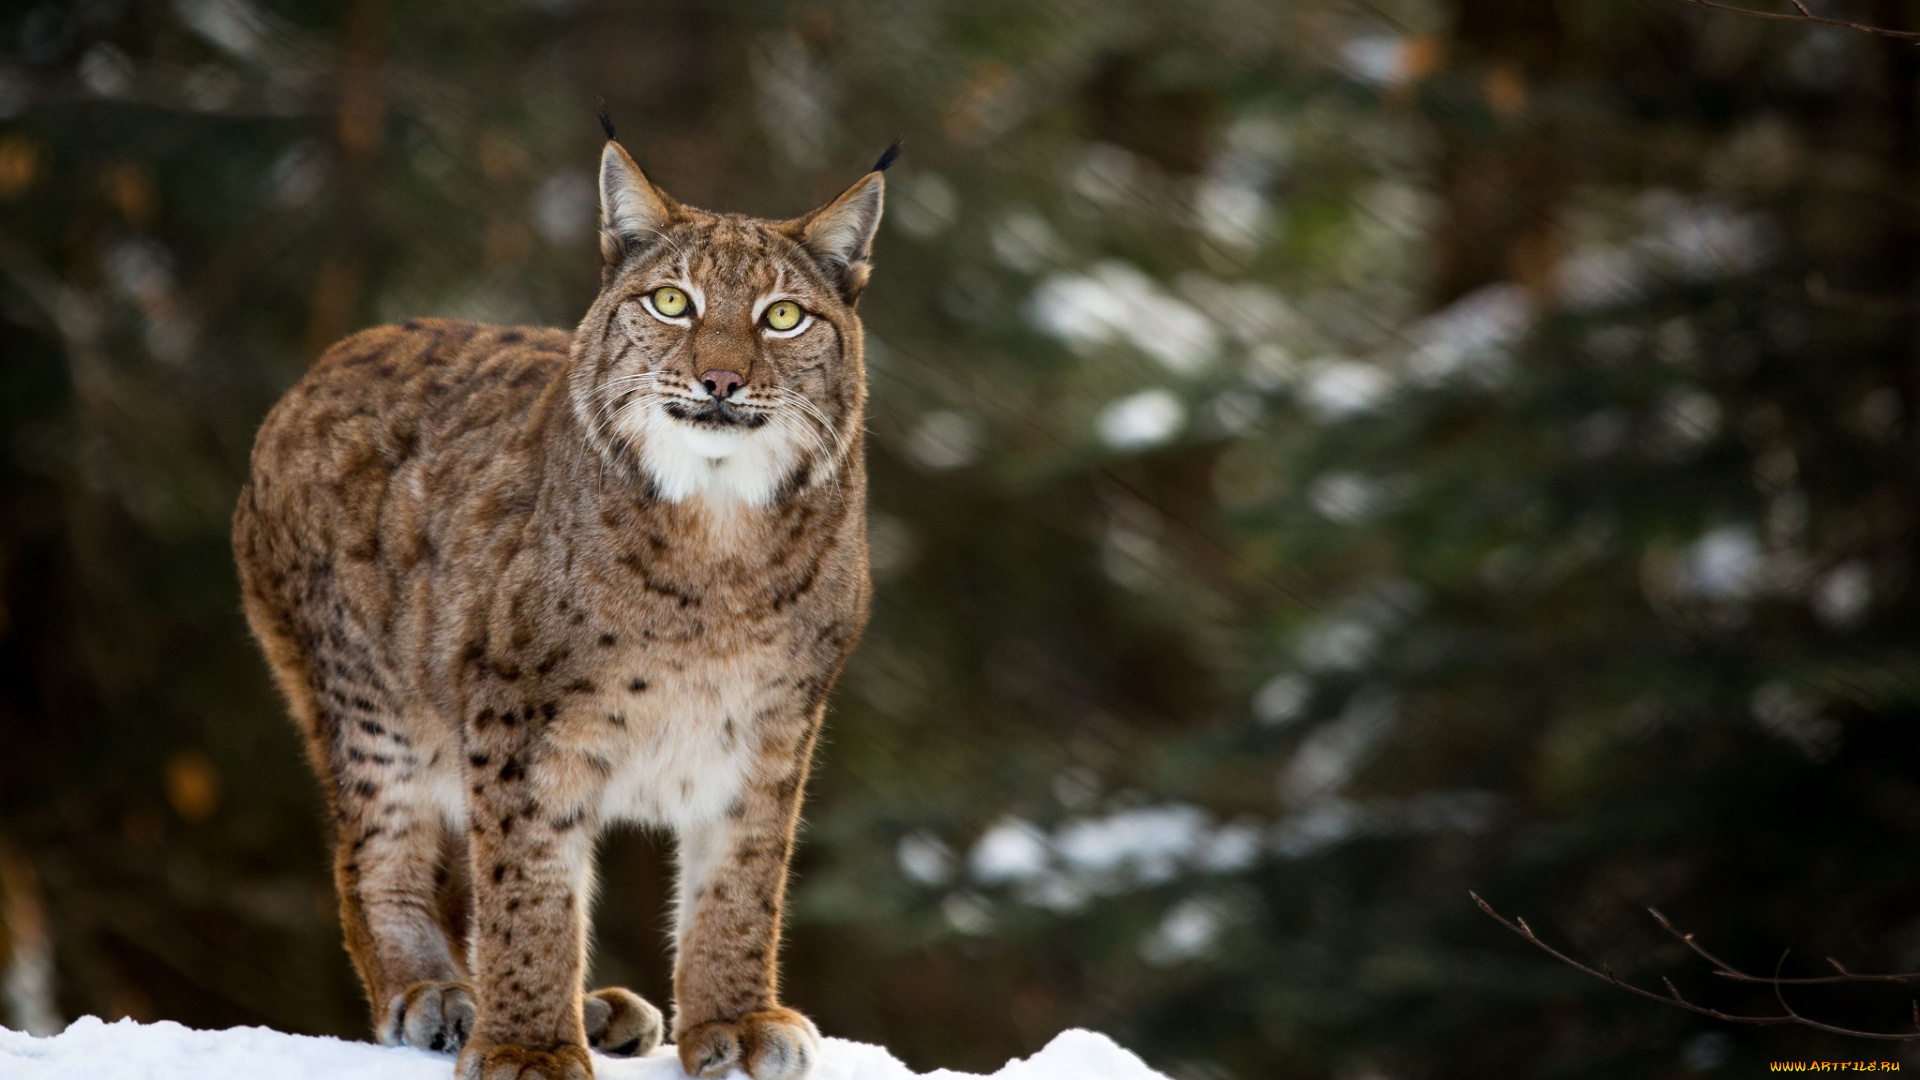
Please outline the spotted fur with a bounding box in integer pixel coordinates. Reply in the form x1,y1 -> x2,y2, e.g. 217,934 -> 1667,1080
232,137 -> 884,1080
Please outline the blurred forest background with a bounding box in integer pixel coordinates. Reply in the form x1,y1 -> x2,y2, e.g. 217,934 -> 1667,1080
8,0 -> 1920,1076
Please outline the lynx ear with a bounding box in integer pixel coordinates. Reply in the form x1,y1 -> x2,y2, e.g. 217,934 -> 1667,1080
599,140 -> 676,269
795,143 -> 895,302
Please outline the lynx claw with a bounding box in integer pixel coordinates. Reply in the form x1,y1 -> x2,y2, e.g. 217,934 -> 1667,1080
583,986 -> 664,1057
678,1007 -> 819,1080
456,1037 -> 593,1080
383,980 -> 476,1054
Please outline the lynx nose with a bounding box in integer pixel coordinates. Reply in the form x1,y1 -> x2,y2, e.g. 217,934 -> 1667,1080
700,370 -> 744,401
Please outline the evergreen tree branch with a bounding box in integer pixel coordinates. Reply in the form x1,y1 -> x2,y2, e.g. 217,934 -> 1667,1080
1472,893 -> 1920,1040
1672,0 -> 1920,41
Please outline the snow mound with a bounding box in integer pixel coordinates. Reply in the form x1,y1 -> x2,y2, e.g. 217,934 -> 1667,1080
0,1016 -> 1169,1080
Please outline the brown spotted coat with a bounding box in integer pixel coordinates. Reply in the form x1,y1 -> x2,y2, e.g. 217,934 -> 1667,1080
232,139 -> 885,1080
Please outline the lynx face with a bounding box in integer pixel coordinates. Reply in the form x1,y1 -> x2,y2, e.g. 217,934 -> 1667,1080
572,144 -> 880,508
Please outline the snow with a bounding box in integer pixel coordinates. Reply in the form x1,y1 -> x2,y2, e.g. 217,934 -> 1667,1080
1403,283 -> 1531,388
1676,524 -> 1761,600
1029,261 -> 1220,375
970,818 -> 1050,884
1552,192 -> 1774,312
1054,806 -> 1210,881
906,410 -> 982,471
1096,390 -> 1185,452
1340,35 -> 1410,86
0,1016 -> 1170,1080
1297,360 -> 1391,421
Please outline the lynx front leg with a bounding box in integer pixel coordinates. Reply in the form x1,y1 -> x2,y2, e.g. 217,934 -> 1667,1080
672,737 -> 821,1080
456,746 -> 597,1080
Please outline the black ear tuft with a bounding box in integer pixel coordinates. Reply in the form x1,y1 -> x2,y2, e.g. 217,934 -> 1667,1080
596,97 -> 617,142
871,138 -> 902,174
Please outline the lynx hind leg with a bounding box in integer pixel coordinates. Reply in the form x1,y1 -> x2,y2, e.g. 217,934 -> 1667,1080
333,738 -> 479,1053
334,744 -> 477,1051
583,987 -> 664,1057
292,621 -> 472,1050
382,814 -> 478,1053
384,979 -> 476,1053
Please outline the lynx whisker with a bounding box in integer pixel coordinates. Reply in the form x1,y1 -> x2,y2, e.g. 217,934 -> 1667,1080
766,400 -> 846,500
768,388 -> 849,466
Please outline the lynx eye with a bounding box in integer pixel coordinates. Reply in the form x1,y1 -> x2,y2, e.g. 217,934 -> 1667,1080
648,286 -> 690,319
764,300 -> 804,333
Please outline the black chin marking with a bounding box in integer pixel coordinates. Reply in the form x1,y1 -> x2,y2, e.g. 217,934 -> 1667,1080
660,400 -> 769,429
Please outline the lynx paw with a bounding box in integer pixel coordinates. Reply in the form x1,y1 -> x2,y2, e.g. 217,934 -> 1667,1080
677,1007 -> 819,1080
382,980 -> 476,1053
455,1037 -> 592,1080
583,986 -> 664,1058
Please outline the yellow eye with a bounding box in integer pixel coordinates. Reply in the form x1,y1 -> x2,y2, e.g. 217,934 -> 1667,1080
764,300 -> 803,332
650,286 -> 690,318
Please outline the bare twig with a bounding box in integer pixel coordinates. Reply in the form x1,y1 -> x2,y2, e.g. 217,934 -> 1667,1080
1648,907 -> 1920,986
1472,892 -> 1920,1040
1672,0 -> 1920,41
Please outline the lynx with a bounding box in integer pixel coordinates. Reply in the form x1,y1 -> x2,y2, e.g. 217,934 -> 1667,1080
231,123 -> 891,1080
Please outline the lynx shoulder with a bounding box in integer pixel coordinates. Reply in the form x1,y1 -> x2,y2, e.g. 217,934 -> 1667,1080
232,133 -> 893,1080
